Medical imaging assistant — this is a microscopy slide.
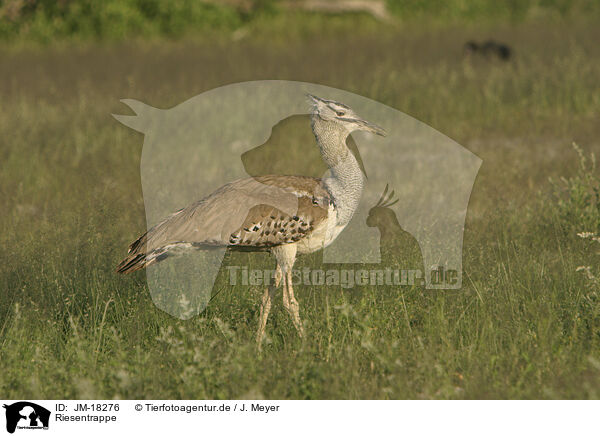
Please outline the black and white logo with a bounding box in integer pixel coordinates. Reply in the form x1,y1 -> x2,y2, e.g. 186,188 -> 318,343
3,402 -> 50,434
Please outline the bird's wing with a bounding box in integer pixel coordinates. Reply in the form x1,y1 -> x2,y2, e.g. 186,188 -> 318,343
228,178 -> 332,248
125,175 -> 332,255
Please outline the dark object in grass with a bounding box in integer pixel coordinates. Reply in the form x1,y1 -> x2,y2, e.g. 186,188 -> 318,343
464,39 -> 512,61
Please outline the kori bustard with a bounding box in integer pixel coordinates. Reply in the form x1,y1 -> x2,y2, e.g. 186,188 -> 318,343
116,94 -> 386,347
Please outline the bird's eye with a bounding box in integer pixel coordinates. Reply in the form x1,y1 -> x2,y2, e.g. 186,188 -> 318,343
335,110 -> 345,116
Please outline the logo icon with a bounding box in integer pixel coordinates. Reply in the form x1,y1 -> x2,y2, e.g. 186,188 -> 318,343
3,402 -> 50,434
113,81 -> 481,319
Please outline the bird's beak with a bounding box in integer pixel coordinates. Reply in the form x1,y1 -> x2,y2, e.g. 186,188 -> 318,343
361,119 -> 387,137
345,117 -> 387,137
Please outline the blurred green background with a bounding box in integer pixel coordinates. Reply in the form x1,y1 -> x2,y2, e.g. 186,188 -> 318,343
1,0 -> 599,43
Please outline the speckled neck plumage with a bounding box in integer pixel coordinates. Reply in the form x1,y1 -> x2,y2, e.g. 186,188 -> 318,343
311,114 -> 364,226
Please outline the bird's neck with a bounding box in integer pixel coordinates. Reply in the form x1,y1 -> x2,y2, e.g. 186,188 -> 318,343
311,116 -> 364,225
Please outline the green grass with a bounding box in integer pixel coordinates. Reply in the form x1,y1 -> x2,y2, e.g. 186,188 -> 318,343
2,0 -> 600,43
1,17 -> 600,399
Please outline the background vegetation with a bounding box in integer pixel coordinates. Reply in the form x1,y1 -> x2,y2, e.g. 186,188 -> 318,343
1,0 -> 600,43
1,1 -> 600,399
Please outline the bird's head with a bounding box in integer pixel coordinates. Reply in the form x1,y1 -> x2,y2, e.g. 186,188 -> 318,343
307,94 -> 386,137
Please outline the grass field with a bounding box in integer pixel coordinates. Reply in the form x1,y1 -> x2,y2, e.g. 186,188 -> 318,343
1,15 -> 600,399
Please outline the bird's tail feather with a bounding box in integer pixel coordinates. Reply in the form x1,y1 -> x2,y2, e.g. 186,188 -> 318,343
116,253 -> 146,274
116,249 -> 172,274
116,233 -> 199,274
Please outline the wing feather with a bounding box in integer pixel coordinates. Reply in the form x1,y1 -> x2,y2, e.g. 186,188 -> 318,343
117,175 -> 332,273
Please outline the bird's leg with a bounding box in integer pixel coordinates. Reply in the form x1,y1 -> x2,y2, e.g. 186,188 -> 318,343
256,264 -> 282,350
283,268 -> 304,338
272,244 -> 303,338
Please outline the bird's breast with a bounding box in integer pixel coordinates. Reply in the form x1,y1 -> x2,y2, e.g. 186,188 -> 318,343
296,204 -> 345,254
